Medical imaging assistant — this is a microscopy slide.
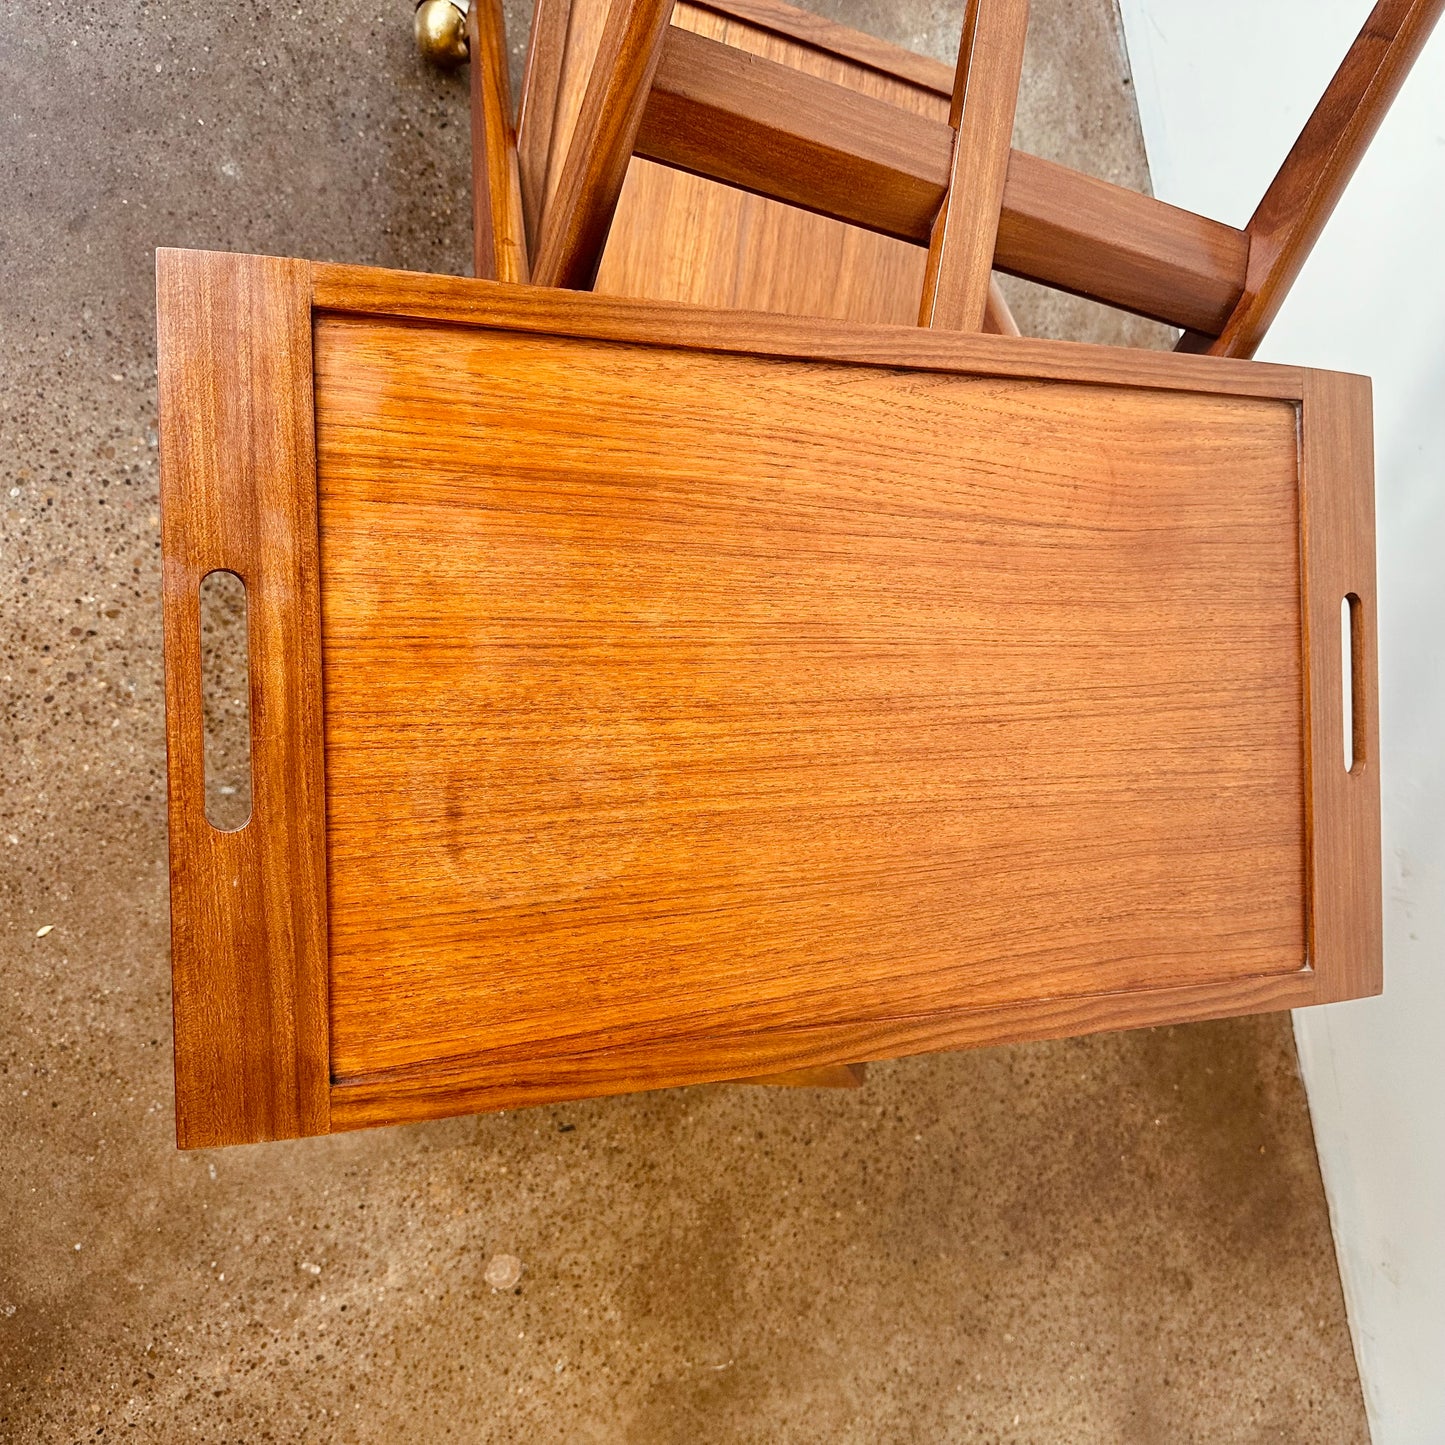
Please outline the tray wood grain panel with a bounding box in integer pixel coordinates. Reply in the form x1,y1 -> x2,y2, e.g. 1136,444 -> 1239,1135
550,0 -> 949,322
314,317 -> 1304,1082
158,251 -> 1381,1144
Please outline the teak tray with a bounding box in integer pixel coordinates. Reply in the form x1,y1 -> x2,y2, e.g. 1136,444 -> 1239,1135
158,248 -> 1381,1148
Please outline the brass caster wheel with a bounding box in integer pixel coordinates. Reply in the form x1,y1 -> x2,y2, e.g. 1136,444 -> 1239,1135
415,0 -> 469,68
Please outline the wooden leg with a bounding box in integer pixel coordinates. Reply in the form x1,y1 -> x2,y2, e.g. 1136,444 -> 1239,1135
1178,0 -> 1445,358
469,0 -> 530,282
918,0 -> 1031,329
983,275 -> 1021,335
516,0 -> 574,255
533,0 -> 675,289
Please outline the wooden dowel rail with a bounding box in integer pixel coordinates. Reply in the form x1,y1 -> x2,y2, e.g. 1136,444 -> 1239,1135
1181,0 -> 1445,357
469,0 -> 530,283
533,0 -> 677,289
918,0 -> 1031,331
516,0 -> 574,252
502,0 -> 1440,345
635,24 -> 1251,333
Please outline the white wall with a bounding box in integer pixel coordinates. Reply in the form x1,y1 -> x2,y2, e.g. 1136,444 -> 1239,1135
1117,4 -> 1445,1440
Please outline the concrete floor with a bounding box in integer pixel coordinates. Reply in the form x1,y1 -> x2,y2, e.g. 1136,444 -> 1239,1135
0,0 -> 1369,1440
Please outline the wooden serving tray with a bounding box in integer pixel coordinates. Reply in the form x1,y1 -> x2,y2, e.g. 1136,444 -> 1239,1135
158,249 -> 1380,1148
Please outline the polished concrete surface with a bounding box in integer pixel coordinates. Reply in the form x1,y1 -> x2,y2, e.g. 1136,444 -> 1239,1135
0,1 -> 1368,1439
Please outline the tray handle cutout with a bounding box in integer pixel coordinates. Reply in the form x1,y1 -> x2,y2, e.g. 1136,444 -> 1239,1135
199,569 -> 253,830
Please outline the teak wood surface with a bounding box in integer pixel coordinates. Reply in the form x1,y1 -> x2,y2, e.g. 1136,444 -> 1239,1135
158,252 -> 331,1148
527,0 -> 1440,352
1179,0 -> 1445,358
159,249 -> 1382,1146
544,0 -> 955,324
918,0 -> 1029,331
468,0 -> 530,284
533,0 -> 676,289
533,0 -> 1248,331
